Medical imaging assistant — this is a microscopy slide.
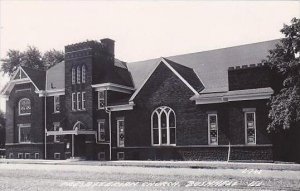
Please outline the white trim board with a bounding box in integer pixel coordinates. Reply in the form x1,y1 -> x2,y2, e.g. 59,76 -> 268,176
192,87 -> 274,104
92,83 -> 135,94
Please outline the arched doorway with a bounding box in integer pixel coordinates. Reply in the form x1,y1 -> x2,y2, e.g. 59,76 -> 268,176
73,121 -> 86,157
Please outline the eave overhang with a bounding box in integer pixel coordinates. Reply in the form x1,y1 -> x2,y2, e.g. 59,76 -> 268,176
191,87 -> 274,104
91,83 -> 135,94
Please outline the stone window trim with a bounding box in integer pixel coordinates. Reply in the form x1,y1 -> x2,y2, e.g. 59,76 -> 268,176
53,95 -> 60,113
117,117 -> 125,147
208,113 -> 218,145
72,67 -> 76,84
97,91 -> 106,110
151,106 -> 176,146
18,123 -> 31,143
18,98 -> 31,116
244,109 -> 257,145
97,119 -> 105,142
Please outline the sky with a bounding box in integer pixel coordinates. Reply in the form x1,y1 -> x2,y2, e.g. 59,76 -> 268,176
0,1 -> 299,112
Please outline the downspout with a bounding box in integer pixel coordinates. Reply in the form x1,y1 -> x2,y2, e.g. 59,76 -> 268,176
227,141 -> 231,162
44,72 -> 47,159
104,89 -> 112,160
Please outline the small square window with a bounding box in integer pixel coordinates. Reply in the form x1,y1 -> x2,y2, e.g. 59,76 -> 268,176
54,153 -> 61,160
117,152 -> 125,160
98,152 -> 105,161
18,153 -> 23,159
9,153 -> 13,159
25,153 -> 30,159
35,153 -> 40,159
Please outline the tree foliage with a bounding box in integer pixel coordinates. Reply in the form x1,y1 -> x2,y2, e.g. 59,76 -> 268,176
0,46 -> 64,76
264,18 -> 300,132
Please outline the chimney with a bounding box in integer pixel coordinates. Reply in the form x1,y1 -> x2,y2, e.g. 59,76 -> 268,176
101,38 -> 115,56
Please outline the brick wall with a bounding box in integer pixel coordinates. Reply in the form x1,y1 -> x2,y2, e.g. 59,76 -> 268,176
228,65 -> 271,91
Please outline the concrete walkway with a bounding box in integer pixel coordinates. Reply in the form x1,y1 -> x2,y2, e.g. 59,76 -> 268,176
0,159 -> 299,171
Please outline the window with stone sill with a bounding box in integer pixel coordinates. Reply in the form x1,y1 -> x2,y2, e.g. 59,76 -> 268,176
19,124 -> 31,143
151,106 -> 176,146
208,114 -> 218,145
245,111 -> 256,144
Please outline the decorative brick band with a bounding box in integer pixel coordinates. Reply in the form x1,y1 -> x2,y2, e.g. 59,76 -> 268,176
228,63 -> 268,71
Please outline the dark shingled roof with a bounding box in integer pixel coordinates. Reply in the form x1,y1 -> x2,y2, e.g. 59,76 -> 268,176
22,66 -> 46,90
127,39 -> 280,93
163,58 -> 204,93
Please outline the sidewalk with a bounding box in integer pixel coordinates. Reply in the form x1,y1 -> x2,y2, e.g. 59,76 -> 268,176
0,159 -> 299,171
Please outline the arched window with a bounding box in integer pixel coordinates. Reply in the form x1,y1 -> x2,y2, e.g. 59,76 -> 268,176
73,121 -> 85,130
151,106 -> 176,146
72,67 -> 76,84
19,98 -> 31,115
76,66 -> 81,84
82,65 -> 86,83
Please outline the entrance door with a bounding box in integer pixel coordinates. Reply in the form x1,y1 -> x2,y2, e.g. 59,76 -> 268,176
74,135 -> 86,157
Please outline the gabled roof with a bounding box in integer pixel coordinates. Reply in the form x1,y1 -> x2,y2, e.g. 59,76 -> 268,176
0,66 -> 46,96
127,39 -> 279,94
129,58 -> 203,101
22,66 -> 46,90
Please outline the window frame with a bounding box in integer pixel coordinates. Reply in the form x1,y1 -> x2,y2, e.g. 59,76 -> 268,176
18,124 -> 31,143
244,110 -> 257,145
208,113 -> 218,145
72,67 -> 76,84
53,122 -> 60,143
117,152 -> 125,160
98,91 -> 106,109
98,152 -> 105,161
117,118 -> 125,147
151,106 -> 176,146
82,92 -> 86,110
53,95 -> 60,113
54,153 -> 61,160
71,93 -> 76,111
77,92 -> 81,110
82,65 -> 86,84
76,66 -> 81,84
18,153 -> 23,159
34,153 -> 40,159
97,119 -> 105,142
18,98 -> 31,116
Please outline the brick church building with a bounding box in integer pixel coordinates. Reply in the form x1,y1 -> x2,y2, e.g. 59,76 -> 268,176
0,38 -> 279,161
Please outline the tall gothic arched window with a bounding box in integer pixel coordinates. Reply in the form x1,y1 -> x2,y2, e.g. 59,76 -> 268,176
76,66 -> 81,84
82,65 -> 86,83
72,67 -> 76,84
18,98 -> 31,115
151,106 -> 176,146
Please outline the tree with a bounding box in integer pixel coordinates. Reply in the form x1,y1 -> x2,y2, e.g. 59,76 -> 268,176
263,18 -> 300,132
0,46 -> 64,76
42,49 -> 64,69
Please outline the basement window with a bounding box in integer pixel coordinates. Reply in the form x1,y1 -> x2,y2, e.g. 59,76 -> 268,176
17,153 -> 23,159
54,153 -> 61,160
25,153 -> 30,159
117,152 -> 125,160
35,153 -> 40,159
98,152 -> 105,161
